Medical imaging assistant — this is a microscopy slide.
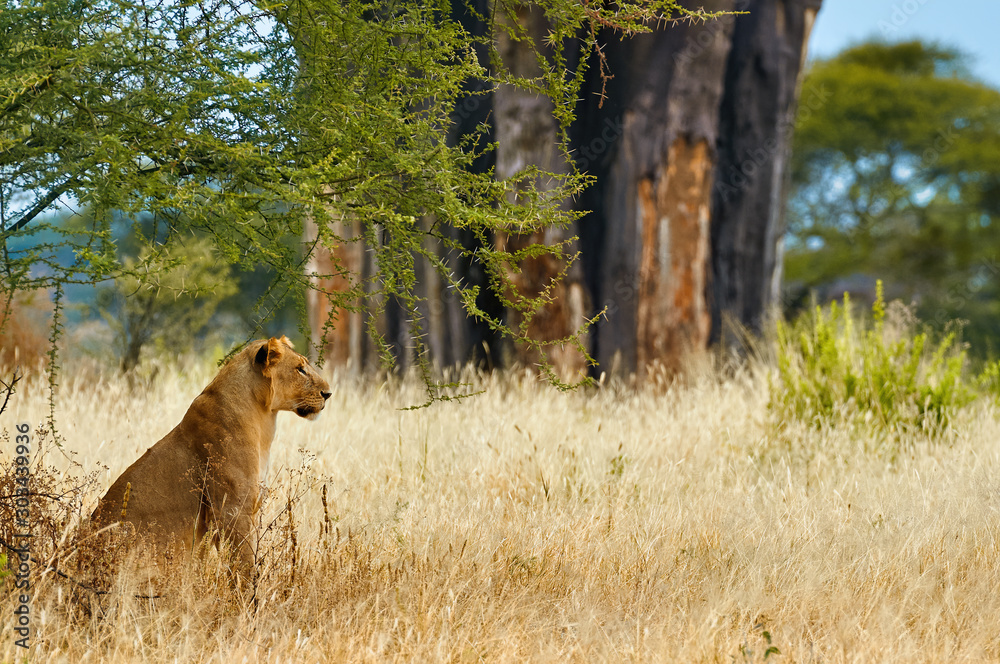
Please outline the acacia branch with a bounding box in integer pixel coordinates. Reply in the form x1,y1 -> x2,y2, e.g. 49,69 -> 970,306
0,68 -> 62,119
0,367 -> 21,418
0,174 -> 82,239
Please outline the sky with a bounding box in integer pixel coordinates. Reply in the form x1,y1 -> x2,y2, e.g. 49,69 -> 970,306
808,0 -> 1000,90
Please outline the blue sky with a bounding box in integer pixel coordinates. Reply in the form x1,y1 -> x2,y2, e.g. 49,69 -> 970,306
809,0 -> 1000,90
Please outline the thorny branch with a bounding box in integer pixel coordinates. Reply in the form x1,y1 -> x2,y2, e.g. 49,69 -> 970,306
0,367 -> 21,417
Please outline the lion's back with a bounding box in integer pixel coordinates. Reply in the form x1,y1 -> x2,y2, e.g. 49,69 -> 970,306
91,429 -> 204,537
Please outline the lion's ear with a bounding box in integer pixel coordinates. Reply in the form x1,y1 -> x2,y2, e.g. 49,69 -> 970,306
255,338 -> 284,372
278,335 -> 294,349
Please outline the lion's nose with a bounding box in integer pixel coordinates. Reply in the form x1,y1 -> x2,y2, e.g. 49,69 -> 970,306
321,390 -> 332,400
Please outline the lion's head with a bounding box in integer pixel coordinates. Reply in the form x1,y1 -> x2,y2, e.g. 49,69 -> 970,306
254,336 -> 331,420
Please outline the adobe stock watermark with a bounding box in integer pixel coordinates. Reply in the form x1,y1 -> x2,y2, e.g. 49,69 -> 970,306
11,423 -> 32,650
453,88 -> 488,122
878,0 -> 934,37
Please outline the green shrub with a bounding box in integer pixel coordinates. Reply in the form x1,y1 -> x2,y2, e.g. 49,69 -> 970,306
771,281 -> 975,435
976,359 -> 1000,405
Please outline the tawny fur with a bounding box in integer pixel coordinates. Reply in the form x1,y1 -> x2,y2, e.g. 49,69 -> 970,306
91,336 -> 331,575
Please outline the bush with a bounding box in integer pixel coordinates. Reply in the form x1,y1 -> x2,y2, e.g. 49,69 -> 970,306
975,359 -> 1000,406
770,281 -> 975,436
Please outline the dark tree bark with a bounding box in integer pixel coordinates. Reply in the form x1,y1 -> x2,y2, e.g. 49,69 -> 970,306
710,0 -> 822,344
434,0 -> 505,369
577,0 -> 737,376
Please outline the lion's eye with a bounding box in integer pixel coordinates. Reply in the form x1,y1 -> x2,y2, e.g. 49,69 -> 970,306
297,366 -> 307,375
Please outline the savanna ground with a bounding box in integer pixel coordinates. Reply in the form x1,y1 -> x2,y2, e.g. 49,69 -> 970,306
2,350 -> 1000,663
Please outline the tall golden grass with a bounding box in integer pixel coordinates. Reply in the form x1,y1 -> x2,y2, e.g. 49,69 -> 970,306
2,359 -> 1000,662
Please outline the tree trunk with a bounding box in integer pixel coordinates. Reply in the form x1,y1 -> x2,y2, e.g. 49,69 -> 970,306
710,0 -> 822,344
579,0 -> 736,377
304,214 -> 365,370
494,4 -> 589,378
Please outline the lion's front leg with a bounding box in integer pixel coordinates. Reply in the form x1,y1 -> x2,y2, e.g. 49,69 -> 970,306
205,468 -> 259,585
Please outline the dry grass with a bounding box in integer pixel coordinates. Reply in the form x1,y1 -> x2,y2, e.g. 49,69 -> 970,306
2,359 -> 1000,662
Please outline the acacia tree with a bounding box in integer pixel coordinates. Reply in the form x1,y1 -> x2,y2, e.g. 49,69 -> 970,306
94,233 -> 237,374
1,0 -> 720,398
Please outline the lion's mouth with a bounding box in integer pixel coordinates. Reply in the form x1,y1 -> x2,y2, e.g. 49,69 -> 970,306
296,405 -> 323,420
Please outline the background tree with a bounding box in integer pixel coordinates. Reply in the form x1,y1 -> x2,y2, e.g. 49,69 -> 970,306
0,289 -> 51,368
784,40 -> 1000,356
93,231 -> 237,374
492,2 -> 591,379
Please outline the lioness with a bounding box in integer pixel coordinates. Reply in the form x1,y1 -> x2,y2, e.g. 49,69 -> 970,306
91,336 -> 331,579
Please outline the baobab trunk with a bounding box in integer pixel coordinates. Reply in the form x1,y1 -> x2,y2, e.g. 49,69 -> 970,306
580,0 -> 736,376
710,0 -> 823,343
